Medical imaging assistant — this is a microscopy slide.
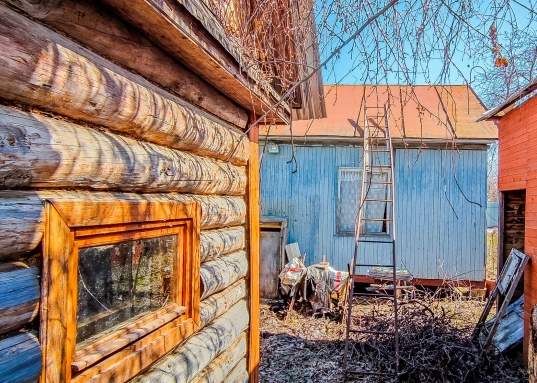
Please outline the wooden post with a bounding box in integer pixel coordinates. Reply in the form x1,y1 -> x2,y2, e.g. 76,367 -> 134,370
247,115 -> 260,383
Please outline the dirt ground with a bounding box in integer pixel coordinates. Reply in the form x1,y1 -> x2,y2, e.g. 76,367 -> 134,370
259,293 -> 527,383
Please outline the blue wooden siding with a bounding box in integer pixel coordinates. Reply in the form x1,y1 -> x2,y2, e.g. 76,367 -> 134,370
260,144 -> 487,281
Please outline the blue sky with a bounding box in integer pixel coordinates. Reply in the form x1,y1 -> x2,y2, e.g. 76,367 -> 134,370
316,1 -> 536,88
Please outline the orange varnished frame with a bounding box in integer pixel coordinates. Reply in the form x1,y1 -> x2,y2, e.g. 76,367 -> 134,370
41,199 -> 200,383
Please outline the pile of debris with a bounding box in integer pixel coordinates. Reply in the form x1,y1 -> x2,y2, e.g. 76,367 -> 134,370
259,294 -> 527,383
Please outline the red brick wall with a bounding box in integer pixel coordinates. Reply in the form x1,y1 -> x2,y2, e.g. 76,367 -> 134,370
498,94 -> 537,357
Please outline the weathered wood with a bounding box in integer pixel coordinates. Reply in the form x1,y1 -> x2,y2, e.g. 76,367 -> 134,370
131,300 -> 249,383
0,6 -> 250,164
0,191 -> 246,259
40,202 -> 77,383
199,280 -> 246,328
72,318 -> 196,383
224,358 -> 249,383
99,0 -> 290,123
0,332 -> 42,383
0,105 -> 246,194
4,0 -> 248,129
200,251 -> 248,300
190,333 -> 247,383
200,227 -> 245,262
0,264 -> 39,335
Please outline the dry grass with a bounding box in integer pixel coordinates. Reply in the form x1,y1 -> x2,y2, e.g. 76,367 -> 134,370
259,292 -> 527,383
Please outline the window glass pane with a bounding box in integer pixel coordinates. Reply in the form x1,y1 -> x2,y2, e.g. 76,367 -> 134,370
338,169 -> 389,234
76,235 -> 176,345
338,169 -> 361,233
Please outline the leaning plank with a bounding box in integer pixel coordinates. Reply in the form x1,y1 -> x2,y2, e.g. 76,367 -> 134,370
200,252 -> 248,299
200,227 -> 245,262
0,264 -> 40,335
0,191 -> 246,259
0,6 -> 249,164
0,332 -> 42,383
199,280 -> 246,328
223,358 -> 249,383
3,0 -> 248,129
190,333 -> 247,383
0,105 -> 246,195
131,300 -> 249,383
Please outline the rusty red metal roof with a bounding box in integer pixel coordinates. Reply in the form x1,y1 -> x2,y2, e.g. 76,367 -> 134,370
262,85 -> 497,140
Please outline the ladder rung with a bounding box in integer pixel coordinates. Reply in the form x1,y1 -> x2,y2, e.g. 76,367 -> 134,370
349,329 -> 396,335
365,165 -> 392,169
365,181 -> 392,184
360,218 -> 392,221
355,263 -> 394,267
363,199 -> 393,202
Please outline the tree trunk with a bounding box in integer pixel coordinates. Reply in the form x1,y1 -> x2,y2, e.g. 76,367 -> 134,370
0,264 -> 40,335
0,105 -> 246,195
0,332 -> 42,383
200,227 -> 245,262
190,333 -> 247,383
199,280 -> 246,328
200,252 -> 248,300
0,191 -> 246,260
0,6 -> 250,164
131,300 -> 249,383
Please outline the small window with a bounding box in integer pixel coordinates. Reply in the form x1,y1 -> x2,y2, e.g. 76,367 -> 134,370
41,200 -> 200,383
337,167 -> 390,235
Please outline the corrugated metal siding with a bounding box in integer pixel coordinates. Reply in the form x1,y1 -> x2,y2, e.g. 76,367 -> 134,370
260,145 -> 487,281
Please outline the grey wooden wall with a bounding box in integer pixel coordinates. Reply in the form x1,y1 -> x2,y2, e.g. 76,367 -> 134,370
260,143 -> 488,281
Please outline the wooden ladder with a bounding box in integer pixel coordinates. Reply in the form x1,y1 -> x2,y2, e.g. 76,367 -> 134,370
343,103 -> 400,378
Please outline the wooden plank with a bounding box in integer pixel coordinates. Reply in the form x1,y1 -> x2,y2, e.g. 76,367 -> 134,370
3,0 -> 248,129
190,333 -> 247,383
0,332 -> 42,383
0,191 -> 246,259
72,305 -> 186,372
131,300 -> 249,383
199,251 -> 248,299
99,0 -> 290,122
199,281 -> 247,328
200,226 -> 245,262
72,319 -> 196,383
0,5 -> 249,164
247,132 -> 261,383
285,243 -> 302,262
41,202 -> 77,383
0,264 -> 40,335
0,105 -> 247,195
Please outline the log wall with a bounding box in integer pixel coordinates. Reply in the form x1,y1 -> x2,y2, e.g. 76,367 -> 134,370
0,1 -> 253,382
2,0 -> 249,129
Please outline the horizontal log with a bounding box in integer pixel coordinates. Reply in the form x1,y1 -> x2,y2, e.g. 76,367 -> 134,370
224,358 -> 248,383
132,300 -> 249,383
199,280 -> 246,328
0,264 -> 40,335
200,251 -> 248,300
190,333 -> 247,383
200,227 -> 245,262
0,190 -> 246,259
0,332 -> 42,383
4,0 -> 248,129
0,105 -> 246,194
0,6 -> 250,164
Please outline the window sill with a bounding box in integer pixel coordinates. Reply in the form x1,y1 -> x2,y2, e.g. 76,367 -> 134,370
72,304 -> 186,373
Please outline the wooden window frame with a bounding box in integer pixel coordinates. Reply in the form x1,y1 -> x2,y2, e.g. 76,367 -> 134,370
40,199 -> 201,383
